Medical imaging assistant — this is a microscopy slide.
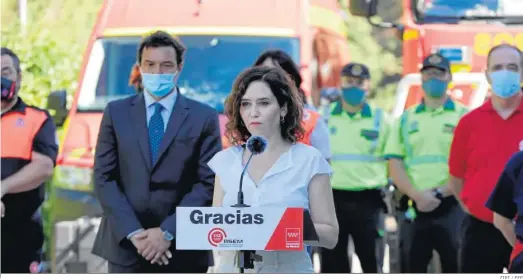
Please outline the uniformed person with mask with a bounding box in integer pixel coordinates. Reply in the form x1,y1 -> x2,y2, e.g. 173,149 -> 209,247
486,149 -> 523,273
321,63 -> 389,273
1,47 -> 58,273
384,54 -> 467,273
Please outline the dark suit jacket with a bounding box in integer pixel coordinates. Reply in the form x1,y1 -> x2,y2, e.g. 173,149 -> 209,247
91,92 -> 221,267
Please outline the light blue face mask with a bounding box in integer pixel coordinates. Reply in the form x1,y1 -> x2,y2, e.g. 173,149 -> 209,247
141,71 -> 177,97
341,87 -> 366,106
422,78 -> 448,98
489,70 -> 522,99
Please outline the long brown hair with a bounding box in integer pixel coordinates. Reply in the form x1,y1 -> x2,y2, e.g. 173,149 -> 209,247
224,66 -> 304,145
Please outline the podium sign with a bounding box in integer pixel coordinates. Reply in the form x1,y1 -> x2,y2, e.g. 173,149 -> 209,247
176,207 -> 303,251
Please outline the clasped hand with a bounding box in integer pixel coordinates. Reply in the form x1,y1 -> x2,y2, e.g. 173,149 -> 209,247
413,190 -> 441,212
130,228 -> 172,265
412,184 -> 455,212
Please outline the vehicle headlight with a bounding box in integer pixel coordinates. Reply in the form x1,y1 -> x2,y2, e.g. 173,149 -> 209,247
53,166 -> 93,190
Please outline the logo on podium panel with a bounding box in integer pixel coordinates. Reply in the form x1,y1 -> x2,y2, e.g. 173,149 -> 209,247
207,227 -> 244,248
208,228 -> 227,246
285,228 -> 301,248
177,207 -> 304,251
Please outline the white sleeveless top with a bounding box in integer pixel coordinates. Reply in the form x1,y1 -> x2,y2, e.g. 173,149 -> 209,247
208,143 -> 332,209
207,143 -> 332,273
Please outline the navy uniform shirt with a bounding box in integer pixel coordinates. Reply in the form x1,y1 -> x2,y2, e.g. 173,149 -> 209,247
1,97 -> 58,226
486,150 -> 523,243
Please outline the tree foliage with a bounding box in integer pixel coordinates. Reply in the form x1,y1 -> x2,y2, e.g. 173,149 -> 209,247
1,0 -> 102,108
340,1 -> 403,112
1,0 -> 403,266
1,0 -> 402,113
2,0 -> 102,265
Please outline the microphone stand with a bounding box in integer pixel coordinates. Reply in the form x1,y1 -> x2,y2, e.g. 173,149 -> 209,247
234,153 -> 253,208
231,152 -> 262,273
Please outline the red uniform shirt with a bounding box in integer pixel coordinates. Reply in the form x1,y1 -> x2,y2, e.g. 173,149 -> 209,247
449,97 -> 523,223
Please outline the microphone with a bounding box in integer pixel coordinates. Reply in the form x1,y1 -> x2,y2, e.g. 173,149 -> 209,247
232,135 -> 267,208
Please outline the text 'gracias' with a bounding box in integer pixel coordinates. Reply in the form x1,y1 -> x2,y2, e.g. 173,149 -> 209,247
189,209 -> 264,225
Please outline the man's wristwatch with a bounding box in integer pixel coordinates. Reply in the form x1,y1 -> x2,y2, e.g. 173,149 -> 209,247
163,230 -> 174,241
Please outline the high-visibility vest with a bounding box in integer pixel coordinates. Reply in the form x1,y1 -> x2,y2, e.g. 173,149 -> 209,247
329,103 -> 388,191
2,106 -> 48,161
300,108 -> 321,146
391,100 -> 468,190
1,103 -> 50,222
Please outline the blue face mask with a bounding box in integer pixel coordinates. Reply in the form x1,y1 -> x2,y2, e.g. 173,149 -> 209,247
422,78 -> 448,98
141,72 -> 177,97
489,70 -> 522,99
341,87 -> 366,106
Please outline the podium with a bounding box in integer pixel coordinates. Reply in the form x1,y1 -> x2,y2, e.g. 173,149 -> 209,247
176,207 -> 318,272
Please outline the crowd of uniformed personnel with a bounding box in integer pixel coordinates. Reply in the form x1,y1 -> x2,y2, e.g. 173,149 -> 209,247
296,43 -> 523,274
2,41 -> 523,273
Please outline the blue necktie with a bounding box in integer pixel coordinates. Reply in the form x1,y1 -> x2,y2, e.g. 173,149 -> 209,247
148,103 -> 164,164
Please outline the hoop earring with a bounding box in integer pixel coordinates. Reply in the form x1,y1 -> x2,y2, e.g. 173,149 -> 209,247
280,115 -> 285,123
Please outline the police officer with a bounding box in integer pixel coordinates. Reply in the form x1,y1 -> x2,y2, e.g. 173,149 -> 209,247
321,63 -> 389,273
384,54 -> 467,273
1,47 -> 58,273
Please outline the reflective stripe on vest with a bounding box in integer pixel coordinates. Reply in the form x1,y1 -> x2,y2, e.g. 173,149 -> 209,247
370,108 -> 383,153
406,154 -> 447,166
400,112 -> 413,159
331,154 -> 385,162
331,108 -> 383,161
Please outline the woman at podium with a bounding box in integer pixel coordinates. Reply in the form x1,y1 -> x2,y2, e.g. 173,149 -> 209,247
208,66 -> 339,273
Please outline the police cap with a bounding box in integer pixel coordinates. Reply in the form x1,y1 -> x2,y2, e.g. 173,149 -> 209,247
421,53 -> 451,72
341,63 -> 370,79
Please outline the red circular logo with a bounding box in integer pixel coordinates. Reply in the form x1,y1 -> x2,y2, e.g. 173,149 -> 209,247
208,228 -> 227,247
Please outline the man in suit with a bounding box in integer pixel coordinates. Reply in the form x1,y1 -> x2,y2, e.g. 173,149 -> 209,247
92,31 -> 222,273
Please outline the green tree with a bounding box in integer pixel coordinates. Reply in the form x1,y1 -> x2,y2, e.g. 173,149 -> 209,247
1,0 -> 102,269
340,1 -> 403,112
1,0 -> 102,108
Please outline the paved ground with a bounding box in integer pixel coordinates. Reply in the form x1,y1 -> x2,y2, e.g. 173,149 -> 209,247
55,218 -> 107,273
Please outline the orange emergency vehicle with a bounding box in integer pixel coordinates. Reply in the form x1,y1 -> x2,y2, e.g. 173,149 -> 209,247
44,0 -> 351,271
348,0 -> 522,110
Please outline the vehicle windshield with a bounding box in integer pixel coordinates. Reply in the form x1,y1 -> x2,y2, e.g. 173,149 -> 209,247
415,0 -> 523,23
76,35 -> 300,113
